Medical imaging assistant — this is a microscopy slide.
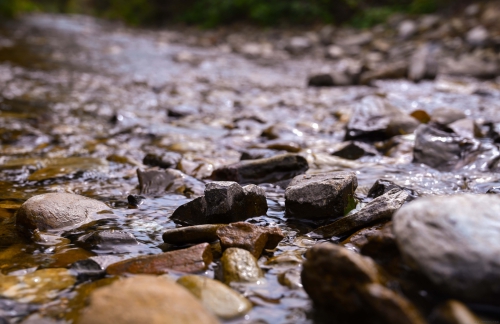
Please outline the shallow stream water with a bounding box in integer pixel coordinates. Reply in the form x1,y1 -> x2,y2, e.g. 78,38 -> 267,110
1,14 -> 500,323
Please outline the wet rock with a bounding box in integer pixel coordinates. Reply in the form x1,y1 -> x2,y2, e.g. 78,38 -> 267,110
0,298 -> 38,322
285,172 -> 357,220
221,248 -> 262,284
79,230 -> 137,251
359,61 -> 408,85
331,141 -> 379,160
487,187 -> 500,194
443,55 -> 500,79
308,189 -> 408,238
69,259 -> 106,281
413,124 -> 479,171
106,243 -> 212,275
240,149 -> 286,160
345,96 -> 419,141
177,275 -> 252,319
171,182 -> 267,225
361,283 -> 426,324
127,194 -> 145,207
26,157 -> 108,182
301,243 -> 379,312
137,168 -> 205,196
211,153 -> 308,185
448,118 -> 480,139
285,36 -> 311,55
336,32 -> 373,47
409,43 -> 439,81
0,268 -> 76,303
302,243 -> 424,322
429,300 -> 482,324
216,222 -> 284,258
393,194 -> 500,303
307,74 -> 334,87
466,26 -> 489,46
367,179 -> 418,200
399,20 -> 418,39
431,107 -> 467,125
16,193 -> 109,235
78,275 -> 220,324
143,152 -> 182,169
162,224 -> 225,245
167,104 -> 198,118
278,268 -> 302,289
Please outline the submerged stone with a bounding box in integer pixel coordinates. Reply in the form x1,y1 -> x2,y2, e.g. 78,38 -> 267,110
177,275 -> 252,319
16,193 -> 109,235
78,276 -> 220,324
211,153 -> 308,185
285,172 -> 357,220
137,168 -> 205,196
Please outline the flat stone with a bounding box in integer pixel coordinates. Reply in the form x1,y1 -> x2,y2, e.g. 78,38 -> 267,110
367,179 -> 418,200
431,107 -> 467,125
16,193 -> 109,235
413,124 -> 479,171
216,222 -> 284,258
177,275 -> 252,319
0,268 -> 76,303
78,276 -> 220,324
137,168 -> 205,196
285,172 -> 357,220
211,153 -> 308,185
393,194 -> 500,303
240,149 -> 286,161
429,300 -> 482,324
331,141 -> 379,160
162,224 -> 225,245
308,189 -> 408,238
171,182 -> 268,225
221,248 -> 263,284
80,230 -> 137,250
143,152 -> 182,169
106,243 -> 212,275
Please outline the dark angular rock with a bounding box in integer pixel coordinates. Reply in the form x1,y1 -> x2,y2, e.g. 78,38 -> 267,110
307,74 -> 335,87
345,96 -> 419,141
106,243 -> 213,275
69,259 -> 106,281
127,195 -> 145,207
367,179 -> 418,201
285,172 -> 357,220
171,182 -> 268,225
211,153 -> 308,185
308,188 -> 408,238
143,152 -> 182,169
167,104 -> 199,118
332,141 -> 379,160
216,222 -> 284,258
162,224 -> 225,245
137,168 -> 205,196
413,124 -> 480,171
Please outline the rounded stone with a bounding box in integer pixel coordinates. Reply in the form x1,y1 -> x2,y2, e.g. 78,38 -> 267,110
16,193 -> 109,234
77,275 -> 220,324
221,248 -> 262,284
393,194 -> 500,302
177,275 -> 252,319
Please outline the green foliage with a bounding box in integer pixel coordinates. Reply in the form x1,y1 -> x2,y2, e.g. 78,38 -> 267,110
0,0 -> 37,18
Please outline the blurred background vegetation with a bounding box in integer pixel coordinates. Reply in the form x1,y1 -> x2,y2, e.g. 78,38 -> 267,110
0,0 -> 460,28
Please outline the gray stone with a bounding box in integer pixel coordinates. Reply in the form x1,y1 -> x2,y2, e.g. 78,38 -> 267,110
143,152 -> 182,169
16,193 -> 108,235
431,107 -> 467,125
137,168 -> 205,197
466,26 -> 489,46
171,182 -> 268,225
398,20 -> 418,39
413,124 -> 479,171
367,179 -> 418,200
308,189 -> 408,238
285,172 -> 357,220
162,224 -> 225,245
211,153 -> 308,185
409,43 -> 439,82
80,230 -> 137,250
393,194 -> 500,303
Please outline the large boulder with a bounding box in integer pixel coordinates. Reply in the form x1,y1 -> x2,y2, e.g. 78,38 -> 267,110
171,182 -> 267,225
393,194 -> 500,303
285,172 -> 357,220
16,193 -> 109,235
210,153 -> 308,185
77,276 -> 220,324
